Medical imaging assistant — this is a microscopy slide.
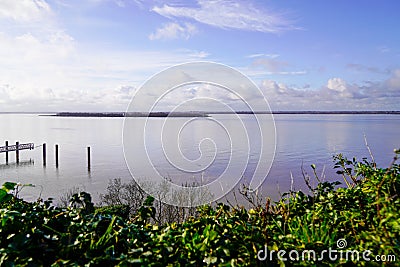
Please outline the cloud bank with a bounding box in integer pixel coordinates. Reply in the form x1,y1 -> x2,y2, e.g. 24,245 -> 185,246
0,0 -> 398,112
260,69 -> 400,111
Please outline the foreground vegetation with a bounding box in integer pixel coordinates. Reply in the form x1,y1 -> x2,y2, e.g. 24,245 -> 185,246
0,150 -> 399,266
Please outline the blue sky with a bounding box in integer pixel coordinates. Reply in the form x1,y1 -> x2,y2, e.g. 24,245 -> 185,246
0,0 -> 399,111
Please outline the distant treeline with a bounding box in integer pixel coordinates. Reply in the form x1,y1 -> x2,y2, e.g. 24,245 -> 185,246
210,111 -> 400,115
54,112 -> 209,117
53,111 -> 400,117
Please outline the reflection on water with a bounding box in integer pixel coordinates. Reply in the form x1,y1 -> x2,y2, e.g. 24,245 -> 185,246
0,159 -> 35,169
0,114 -> 399,204
123,113 -> 275,206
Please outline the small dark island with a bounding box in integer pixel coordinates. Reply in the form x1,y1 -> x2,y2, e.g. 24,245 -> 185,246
53,112 -> 209,117
50,111 -> 400,117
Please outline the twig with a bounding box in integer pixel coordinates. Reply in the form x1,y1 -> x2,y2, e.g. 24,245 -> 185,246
290,171 -> 294,194
386,148 -> 399,172
321,165 -> 326,182
364,134 -> 376,169
301,161 -> 313,192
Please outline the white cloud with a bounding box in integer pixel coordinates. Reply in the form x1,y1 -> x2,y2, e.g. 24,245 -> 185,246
0,27 -> 212,111
0,0 -> 51,22
260,73 -> 400,111
247,53 -> 280,59
0,30 -> 76,90
188,50 -> 209,58
152,0 -> 295,33
386,69 -> 400,89
243,69 -> 307,77
152,83 -> 241,111
327,78 -> 347,92
149,22 -> 197,40
114,0 -> 126,7
0,0 -> 213,112
346,63 -> 386,74
252,58 -> 288,72
244,57 -> 305,76
86,0 -> 138,8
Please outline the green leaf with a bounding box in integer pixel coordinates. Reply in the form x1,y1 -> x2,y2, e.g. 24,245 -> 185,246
2,182 -> 17,192
0,189 -> 7,201
143,195 -> 155,206
0,189 -> 12,203
204,256 -> 217,265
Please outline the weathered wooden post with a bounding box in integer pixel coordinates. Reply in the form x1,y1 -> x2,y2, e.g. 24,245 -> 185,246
5,141 -> 8,165
55,144 -> 59,168
43,143 -> 47,166
87,146 -> 91,171
16,141 -> 19,164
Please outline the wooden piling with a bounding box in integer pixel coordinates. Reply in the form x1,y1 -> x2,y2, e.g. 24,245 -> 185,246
55,144 -> 59,168
16,141 -> 19,164
87,146 -> 91,171
5,141 -> 8,165
43,143 -> 47,166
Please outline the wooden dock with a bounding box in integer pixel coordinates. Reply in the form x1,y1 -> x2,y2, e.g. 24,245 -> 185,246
0,142 -> 34,165
1,141 -> 91,170
0,143 -> 34,153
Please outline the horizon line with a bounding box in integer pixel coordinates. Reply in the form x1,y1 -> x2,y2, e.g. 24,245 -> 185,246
1,111 -> 400,115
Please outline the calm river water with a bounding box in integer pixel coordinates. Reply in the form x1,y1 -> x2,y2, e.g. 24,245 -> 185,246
0,114 -> 399,204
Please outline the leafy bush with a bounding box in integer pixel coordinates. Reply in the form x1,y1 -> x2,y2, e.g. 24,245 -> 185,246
0,150 -> 399,266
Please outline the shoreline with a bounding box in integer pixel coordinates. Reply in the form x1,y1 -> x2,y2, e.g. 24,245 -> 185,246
1,111 -> 399,117
44,110 -> 400,117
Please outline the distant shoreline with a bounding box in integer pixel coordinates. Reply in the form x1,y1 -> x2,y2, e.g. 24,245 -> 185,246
0,111 -> 399,117
210,111 -> 400,115
49,111 -> 400,117
49,112 -> 209,117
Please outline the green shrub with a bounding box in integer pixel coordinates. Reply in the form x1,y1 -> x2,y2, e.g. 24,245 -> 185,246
0,150 -> 398,266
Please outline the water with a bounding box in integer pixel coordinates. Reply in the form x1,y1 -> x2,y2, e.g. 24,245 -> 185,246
0,114 -> 399,204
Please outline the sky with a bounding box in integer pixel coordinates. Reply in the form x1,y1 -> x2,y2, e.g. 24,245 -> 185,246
0,0 -> 399,111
